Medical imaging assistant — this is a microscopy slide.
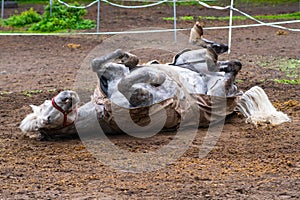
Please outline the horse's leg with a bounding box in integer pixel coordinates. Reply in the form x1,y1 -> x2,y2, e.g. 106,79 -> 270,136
92,49 -> 124,72
118,67 -> 166,107
92,50 -> 130,96
207,60 -> 242,97
98,63 -> 129,96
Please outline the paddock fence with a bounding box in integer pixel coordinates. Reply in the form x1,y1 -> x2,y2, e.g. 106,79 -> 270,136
1,0 -> 300,53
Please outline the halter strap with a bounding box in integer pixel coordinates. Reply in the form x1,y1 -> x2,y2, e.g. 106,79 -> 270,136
51,97 -> 77,127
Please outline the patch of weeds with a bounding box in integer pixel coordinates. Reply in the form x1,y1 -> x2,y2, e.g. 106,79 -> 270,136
235,79 -> 244,83
0,91 -> 12,95
268,59 -> 300,79
235,0 -> 299,5
163,17 -> 174,21
22,89 -> 43,97
197,12 -> 300,21
47,89 -> 57,93
1,0 -> 95,32
259,58 -> 300,85
273,78 -> 300,84
30,1 -> 95,32
180,16 -> 194,21
4,8 -> 42,27
163,16 -> 194,21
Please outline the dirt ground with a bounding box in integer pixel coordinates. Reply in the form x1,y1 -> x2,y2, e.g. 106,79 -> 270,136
0,2 -> 300,199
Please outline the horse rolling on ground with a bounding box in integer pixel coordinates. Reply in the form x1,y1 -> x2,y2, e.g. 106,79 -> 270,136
19,49 -> 290,139
19,23 -> 291,138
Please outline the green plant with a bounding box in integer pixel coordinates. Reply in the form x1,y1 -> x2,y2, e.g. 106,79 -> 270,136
163,15 -> 194,21
180,16 -> 194,20
4,8 -> 42,27
29,0 -> 95,32
47,89 -> 57,93
1,0 -> 95,32
259,58 -> 300,85
22,89 -> 43,97
163,12 -> 300,22
273,78 -> 300,84
234,0 -> 299,5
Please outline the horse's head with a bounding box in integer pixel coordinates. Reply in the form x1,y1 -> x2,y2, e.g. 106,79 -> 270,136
39,90 -> 80,129
52,90 -> 80,112
20,90 -> 80,133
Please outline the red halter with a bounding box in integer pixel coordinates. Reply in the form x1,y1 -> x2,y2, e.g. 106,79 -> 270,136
51,97 -> 77,127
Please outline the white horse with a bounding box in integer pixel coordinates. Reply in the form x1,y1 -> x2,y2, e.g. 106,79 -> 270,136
19,49 -> 290,139
19,23 -> 291,139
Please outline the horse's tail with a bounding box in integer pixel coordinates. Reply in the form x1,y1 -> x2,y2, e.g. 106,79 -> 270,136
236,86 -> 291,126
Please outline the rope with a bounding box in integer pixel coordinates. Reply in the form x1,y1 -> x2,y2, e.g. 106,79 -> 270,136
101,0 -> 168,9
198,0 -> 300,32
0,20 -> 299,36
57,0 -> 99,9
57,0 -> 168,9
232,7 -> 300,32
55,0 -> 300,32
198,1 -> 230,10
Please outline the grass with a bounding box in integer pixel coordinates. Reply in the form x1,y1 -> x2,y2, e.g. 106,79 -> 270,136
15,0 -> 92,4
163,15 -> 194,21
273,79 -> 300,84
198,12 -> 300,21
259,59 -> 300,85
22,89 -> 43,97
14,0 -> 299,4
164,12 -> 300,21
234,0 -> 299,4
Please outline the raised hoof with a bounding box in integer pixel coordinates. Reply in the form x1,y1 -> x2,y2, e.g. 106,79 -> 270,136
129,88 -> 153,107
220,60 -> 242,74
119,52 -> 139,70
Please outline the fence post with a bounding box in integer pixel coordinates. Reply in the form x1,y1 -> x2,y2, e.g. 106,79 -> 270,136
1,0 -> 4,19
228,0 -> 234,54
97,0 -> 100,33
173,0 -> 177,43
50,0 -> 53,16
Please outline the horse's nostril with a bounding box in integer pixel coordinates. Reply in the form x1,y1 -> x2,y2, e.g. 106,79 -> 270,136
42,116 -> 51,125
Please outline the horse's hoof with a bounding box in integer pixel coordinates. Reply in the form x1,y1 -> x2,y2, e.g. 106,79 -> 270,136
210,43 -> 228,55
129,88 -> 153,107
221,60 -> 242,73
231,60 -> 242,73
119,52 -> 139,70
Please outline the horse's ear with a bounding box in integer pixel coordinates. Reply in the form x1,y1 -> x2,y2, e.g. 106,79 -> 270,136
29,105 -> 41,114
